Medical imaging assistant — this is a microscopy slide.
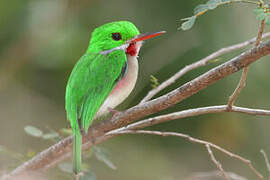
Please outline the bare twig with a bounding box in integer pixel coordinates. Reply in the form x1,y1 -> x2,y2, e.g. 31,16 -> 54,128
3,36 -> 270,180
261,149 -> 270,179
140,32 -> 270,104
108,130 -> 263,180
107,105 -> 270,133
255,21 -> 266,47
187,171 -> 247,180
227,20 -> 265,110
206,144 -> 231,180
227,67 -> 249,110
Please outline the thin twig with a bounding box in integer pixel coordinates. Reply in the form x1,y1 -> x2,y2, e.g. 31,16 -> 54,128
227,20 -> 265,110
255,20 -> 266,47
108,130 -> 263,180
140,32 -> 270,104
227,67 -> 249,110
206,144 -> 231,180
106,105 -> 270,133
187,171 -> 247,180
261,149 -> 270,179
3,36 -> 270,180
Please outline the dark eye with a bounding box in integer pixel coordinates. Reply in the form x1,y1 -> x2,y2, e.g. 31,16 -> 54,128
112,33 -> 122,41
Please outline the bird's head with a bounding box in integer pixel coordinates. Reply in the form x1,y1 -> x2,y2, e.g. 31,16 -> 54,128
87,21 -> 165,57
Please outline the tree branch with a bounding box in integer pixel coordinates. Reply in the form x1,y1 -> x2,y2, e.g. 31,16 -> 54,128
3,35 -> 270,180
187,171 -> 248,180
140,32 -> 270,104
206,144 -> 231,180
227,67 -> 249,110
261,149 -> 270,179
106,105 -> 270,134
227,20 -> 265,110
108,130 -> 263,179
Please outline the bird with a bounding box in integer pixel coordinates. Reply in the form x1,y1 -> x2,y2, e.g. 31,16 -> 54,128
65,21 -> 165,174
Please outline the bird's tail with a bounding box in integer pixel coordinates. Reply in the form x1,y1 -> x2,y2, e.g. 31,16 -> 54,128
73,130 -> 82,174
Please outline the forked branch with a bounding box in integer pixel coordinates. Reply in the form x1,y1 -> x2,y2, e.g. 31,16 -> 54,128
108,130 -> 263,179
227,20 -> 265,110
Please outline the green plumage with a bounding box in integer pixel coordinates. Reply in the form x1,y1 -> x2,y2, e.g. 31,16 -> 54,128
65,21 -> 140,174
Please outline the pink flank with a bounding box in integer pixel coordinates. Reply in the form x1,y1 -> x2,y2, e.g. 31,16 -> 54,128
111,74 -> 129,95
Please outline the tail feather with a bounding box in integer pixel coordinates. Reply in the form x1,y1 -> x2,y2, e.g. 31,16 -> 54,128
73,131 -> 82,174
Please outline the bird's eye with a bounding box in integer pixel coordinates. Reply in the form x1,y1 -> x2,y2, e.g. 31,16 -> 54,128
112,33 -> 122,41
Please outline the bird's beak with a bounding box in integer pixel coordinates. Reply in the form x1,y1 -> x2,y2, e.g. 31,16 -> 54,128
131,31 -> 166,43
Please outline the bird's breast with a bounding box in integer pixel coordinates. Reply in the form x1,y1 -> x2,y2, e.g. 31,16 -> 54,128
96,55 -> 138,117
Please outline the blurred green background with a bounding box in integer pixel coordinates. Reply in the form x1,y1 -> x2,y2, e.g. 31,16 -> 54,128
1,0 -> 270,179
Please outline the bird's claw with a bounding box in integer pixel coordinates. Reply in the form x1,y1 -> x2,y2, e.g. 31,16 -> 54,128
107,107 -> 121,118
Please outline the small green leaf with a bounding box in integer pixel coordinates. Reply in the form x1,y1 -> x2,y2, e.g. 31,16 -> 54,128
253,8 -> 268,21
194,4 -> 208,15
206,0 -> 222,10
256,13 -> 268,21
150,75 -> 159,89
58,162 -> 73,173
253,8 -> 264,15
253,7 -> 270,25
180,16 -> 196,31
26,149 -> 36,158
93,146 -> 116,170
24,126 -> 43,137
265,16 -> 270,25
80,171 -> 96,180
42,132 -> 59,140
211,58 -> 222,63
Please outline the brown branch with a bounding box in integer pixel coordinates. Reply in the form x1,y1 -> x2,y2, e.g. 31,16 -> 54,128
255,20 -> 265,47
227,67 -> 249,110
3,35 -> 270,180
140,32 -> 270,104
206,144 -> 231,180
187,171 -> 248,180
106,105 -> 270,134
108,130 -> 263,179
261,149 -> 270,179
227,20 -> 265,110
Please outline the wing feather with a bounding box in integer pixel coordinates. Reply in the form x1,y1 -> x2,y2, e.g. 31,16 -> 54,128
65,50 -> 127,132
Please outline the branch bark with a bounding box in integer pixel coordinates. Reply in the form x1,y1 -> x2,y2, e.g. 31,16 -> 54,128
3,35 -> 270,180
106,105 -> 270,133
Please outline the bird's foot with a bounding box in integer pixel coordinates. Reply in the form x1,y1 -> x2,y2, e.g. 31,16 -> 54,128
107,107 -> 121,118
74,172 -> 84,180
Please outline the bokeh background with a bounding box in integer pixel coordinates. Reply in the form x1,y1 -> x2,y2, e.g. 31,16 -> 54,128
1,0 -> 270,179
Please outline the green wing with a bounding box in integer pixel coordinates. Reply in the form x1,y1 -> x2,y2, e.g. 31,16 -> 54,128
65,50 -> 127,132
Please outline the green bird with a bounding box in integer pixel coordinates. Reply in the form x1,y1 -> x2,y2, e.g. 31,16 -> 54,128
65,21 -> 165,174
